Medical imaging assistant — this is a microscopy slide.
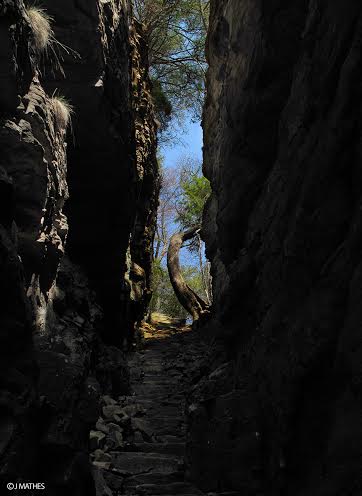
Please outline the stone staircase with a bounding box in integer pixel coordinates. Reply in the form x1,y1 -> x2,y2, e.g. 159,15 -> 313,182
91,317 -> 238,496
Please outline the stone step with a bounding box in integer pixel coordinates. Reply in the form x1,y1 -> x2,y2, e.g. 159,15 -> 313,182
145,418 -> 185,433
123,398 -> 155,406
140,377 -> 181,384
160,435 -> 187,444
156,434 -> 186,443
130,422 -> 185,439
131,371 -> 168,378
143,493 -> 239,496
131,441 -> 185,455
159,396 -> 185,405
122,470 -> 184,488
128,482 -> 204,495
101,326 -> 212,496
111,452 -> 183,475
131,394 -> 182,403
143,413 -> 184,422
140,493 -> 204,496
138,365 -> 164,373
153,427 -> 186,437
131,396 -> 178,404
215,493 -> 243,496
134,382 -> 181,389
121,399 -> 185,412
141,405 -> 183,416
131,385 -> 181,393
146,416 -> 184,427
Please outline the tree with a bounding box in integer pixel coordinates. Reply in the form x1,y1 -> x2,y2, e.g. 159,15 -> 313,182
151,79 -> 173,134
153,165 -> 179,262
176,158 -> 211,229
151,154 -> 212,320
132,0 -> 210,138
164,156 -> 212,320
175,156 -> 212,304
153,155 -> 211,261
150,259 -> 206,319
167,225 -> 209,321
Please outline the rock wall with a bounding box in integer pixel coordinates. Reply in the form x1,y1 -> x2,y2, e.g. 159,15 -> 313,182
125,20 -> 159,337
189,1 -> 362,494
0,0 -> 158,492
41,0 -> 159,346
0,1 -> 55,485
41,0 -> 134,345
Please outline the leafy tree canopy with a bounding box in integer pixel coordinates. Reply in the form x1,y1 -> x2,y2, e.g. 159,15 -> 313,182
132,0 -> 209,139
150,155 -> 212,317
177,166 -> 211,229
153,155 -> 210,261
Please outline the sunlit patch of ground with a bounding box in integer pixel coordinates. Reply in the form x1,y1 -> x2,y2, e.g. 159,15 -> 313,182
150,312 -> 186,326
138,313 -> 191,342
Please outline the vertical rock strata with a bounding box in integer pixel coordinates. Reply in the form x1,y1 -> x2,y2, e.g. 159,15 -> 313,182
41,0 -> 135,345
0,0 -> 158,492
0,1 -> 46,484
41,0 -> 159,345
191,1 -> 362,494
126,20 -> 159,335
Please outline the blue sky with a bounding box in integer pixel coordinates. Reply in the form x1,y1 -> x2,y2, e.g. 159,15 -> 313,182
160,117 -> 204,267
161,118 -> 203,167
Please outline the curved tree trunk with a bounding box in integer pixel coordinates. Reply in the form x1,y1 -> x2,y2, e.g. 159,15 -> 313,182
167,225 -> 210,321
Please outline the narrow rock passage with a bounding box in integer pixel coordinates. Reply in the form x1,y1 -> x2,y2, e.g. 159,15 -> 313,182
91,316 -> 237,496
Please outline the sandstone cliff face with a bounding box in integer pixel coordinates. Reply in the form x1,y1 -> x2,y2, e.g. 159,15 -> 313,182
0,0 -> 32,112
42,0 -> 159,346
190,1 -> 362,494
0,0 -> 158,492
0,1 -> 50,484
0,79 -> 69,330
41,0 -> 135,346
125,20 -> 159,335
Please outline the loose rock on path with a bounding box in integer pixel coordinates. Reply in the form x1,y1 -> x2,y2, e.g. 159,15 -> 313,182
90,316 -> 237,496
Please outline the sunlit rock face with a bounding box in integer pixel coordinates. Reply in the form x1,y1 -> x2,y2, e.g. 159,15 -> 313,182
125,20 -> 159,336
0,78 -> 69,331
191,1 -> 362,494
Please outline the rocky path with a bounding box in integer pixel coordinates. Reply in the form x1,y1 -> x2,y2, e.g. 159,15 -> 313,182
91,316 -> 234,496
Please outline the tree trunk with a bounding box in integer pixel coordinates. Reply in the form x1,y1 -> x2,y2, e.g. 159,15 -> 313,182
167,225 -> 210,322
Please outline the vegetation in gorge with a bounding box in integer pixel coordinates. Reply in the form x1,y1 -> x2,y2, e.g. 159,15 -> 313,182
25,5 -> 76,132
50,94 -> 74,131
25,2 -> 80,77
132,1 -> 211,317
26,5 -> 54,53
132,0 -> 210,142
167,225 -> 210,321
151,260 -> 205,319
177,158 -> 211,229
150,156 -> 211,319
